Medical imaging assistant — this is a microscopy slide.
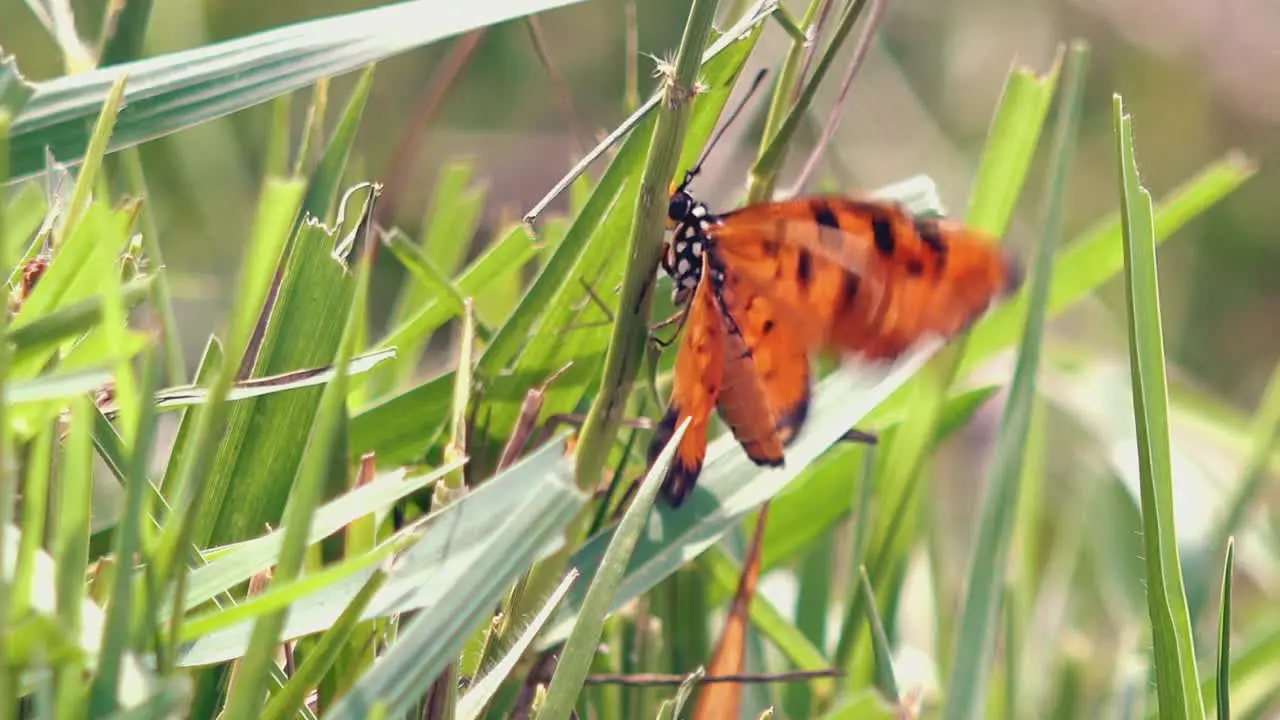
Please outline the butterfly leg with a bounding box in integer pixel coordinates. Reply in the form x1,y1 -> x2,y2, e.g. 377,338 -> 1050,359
559,277 -> 618,333
533,413 -> 654,450
649,302 -> 692,350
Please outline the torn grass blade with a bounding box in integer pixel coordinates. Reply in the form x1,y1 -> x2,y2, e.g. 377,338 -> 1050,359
1114,92 -> 1204,720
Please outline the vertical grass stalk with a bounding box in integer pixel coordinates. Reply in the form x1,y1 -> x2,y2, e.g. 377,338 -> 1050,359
941,41 -> 1088,720
1114,92 -> 1206,720
572,0 -> 719,490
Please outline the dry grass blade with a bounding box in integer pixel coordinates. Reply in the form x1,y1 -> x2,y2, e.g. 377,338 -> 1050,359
691,505 -> 770,720
788,0 -> 887,194
376,30 -> 484,226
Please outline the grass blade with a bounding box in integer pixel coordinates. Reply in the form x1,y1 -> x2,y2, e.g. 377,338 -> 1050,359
858,567 -> 898,703
860,52 -> 1061,660
1217,537 -> 1235,720
258,564 -> 388,720
941,41 -> 1088,720
571,0 -> 719,490
6,0 -> 590,181
1114,92 -> 1205,720
537,418 -> 691,720
455,569 -> 579,720
220,185 -> 378,719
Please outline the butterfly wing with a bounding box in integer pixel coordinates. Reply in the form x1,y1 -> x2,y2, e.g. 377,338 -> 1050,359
647,256 -> 725,507
710,196 -> 1021,360
715,306 -> 787,466
719,273 -> 812,444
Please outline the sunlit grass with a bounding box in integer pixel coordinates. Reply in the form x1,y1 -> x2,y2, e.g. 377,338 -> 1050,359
0,0 -> 1268,718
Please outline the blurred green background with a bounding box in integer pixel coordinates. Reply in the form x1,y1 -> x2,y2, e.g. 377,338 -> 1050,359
1,0 -> 1274,407
0,0 -> 1276,714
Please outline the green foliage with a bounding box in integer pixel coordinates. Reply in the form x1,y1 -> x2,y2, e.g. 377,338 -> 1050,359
0,0 -> 1270,718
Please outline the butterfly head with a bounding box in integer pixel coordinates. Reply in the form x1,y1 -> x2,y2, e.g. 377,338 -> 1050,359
668,187 -> 695,226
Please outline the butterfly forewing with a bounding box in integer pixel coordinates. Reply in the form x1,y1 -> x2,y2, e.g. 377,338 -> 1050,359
647,254 -> 725,507
710,196 -> 1020,360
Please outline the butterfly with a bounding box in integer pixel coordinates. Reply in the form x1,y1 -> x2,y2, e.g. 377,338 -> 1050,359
643,77 -> 1022,506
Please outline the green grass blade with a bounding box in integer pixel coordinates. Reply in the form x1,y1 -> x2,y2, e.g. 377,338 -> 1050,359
349,371 -> 454,465
762,385 -> 995,574
860,53 -> 1061,659
1114,92 -> 1205,720
6,0 -> 590,181
221,186 -> 377,719
52,396 -> 94,716
746,0 -> 871,202
313,443 -> 583,717
537,418 -> 691,720
258,564 -> 388,720
965,43 -> 1067,230
940,41 -> 1088,720
456,569 -> 579,720
175,437 -> 583,667
88,349 -> 162,716
151,170 -> 303,659
744,0 -> 826,203
1217,537 -> 1235,720
1196,622 -> 1280,718
8,276 -> 153,370
859,567 -> 899,703
193,201 -> 361,547
564,0 -> 718,492
174,461 -> 456,617
58,73 -> 127,247
377,222 -> 537,356
0,105 -> 12,714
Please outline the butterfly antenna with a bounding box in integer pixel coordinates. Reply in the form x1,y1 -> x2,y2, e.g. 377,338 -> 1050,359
678,67 -> 770,191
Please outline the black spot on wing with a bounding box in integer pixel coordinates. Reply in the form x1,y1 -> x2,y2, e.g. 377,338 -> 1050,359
871,215 -> 896,257
660,460 -> 702,507
906,258 -> 924,276
812,201 -> 841,230
648,406 -> 703,508
646,406 -> 680,465
774,375 -> 810,446
913,218 -> 948,271
838,273 -> 861,314
796,249 -> 814,287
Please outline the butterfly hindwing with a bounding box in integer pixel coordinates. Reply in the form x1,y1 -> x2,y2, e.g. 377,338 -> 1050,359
714,304 -> 786,467
719,274 -> 811,444
647,254 -> 725,507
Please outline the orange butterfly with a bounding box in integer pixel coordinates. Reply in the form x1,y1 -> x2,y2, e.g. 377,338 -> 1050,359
646,88 -> 1022,507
